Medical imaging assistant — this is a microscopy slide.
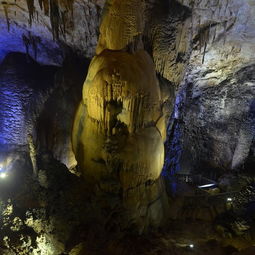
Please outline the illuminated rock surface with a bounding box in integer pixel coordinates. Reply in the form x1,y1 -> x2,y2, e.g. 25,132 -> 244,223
166,0 -> 255,175
0,52 -> 57,150
176,65 -> 255,174
0,0 -> 104,63
72,0 -> 171,231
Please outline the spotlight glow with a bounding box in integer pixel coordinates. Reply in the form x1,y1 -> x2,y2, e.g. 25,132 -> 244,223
0,172 -> 7,178
227,197 -> 232,202
198,183 -> 215,188
189,244 -> 194,248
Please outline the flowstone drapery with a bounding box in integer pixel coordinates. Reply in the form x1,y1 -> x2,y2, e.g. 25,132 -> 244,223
72,0 -> 169,231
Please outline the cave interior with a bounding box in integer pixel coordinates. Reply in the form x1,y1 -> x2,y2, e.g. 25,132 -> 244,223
0,0 -> 255,254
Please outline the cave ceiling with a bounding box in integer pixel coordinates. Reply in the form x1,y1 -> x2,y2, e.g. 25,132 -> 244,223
0,0 -> 105,65
0,0 -> 254,83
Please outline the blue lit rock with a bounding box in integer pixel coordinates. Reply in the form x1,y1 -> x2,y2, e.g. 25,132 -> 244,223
166,0 -> 255,175
0,52 -> 57,151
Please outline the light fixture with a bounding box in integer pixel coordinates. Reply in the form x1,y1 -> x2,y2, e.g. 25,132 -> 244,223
227,197 -> 232,202
198,183 -> 215,188
0,172 -> 7,179
189,244 -> 194,248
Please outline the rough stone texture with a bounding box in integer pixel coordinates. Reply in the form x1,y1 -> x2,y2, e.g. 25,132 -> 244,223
0,51 -> 88,170
0,0 -> 105,64
35,53 -> 89,168
0,152 -> 90,254
177,65 -> 255,173
0,156 -> 245,254
0,0 -> 192,83
166,0 -> 255,175
0,52 -> 57,153
144,1 -> 191,85
0,153 -> 248,254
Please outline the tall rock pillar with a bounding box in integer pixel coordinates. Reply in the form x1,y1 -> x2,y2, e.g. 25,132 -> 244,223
72,0 -> 168,232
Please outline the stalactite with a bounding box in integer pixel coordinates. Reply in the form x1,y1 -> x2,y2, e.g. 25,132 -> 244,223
225,0 -> 229,15
62,0 -> 74,15
175,25 -> 183,62
26,0 -> 35,25
22,34 -> 30,59
60,11 -> 67,39
2,3 -> 10,31
212,24 -> 217,43
49,0 -> 60,40
38,0 -> 43,9
198,15 -> 201,53
43,0 -> 49,15
36,10 -> 39,21
36,0 -> 49,14
201,25 -> 210,64
22,33 -> 41,61
191,1 -> 194,44
27,134 -> 38,177
31,36 -> 41,60
223,20 -> 227,45
24,0 -> 74,39
202,41 -> 207,64
50,0 -> 74,40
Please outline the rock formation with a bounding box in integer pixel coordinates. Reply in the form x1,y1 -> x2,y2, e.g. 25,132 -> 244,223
165,0 -> 255,176
72,0 -> 169,231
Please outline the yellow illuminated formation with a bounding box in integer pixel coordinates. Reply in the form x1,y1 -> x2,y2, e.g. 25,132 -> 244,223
72,0 -> 168,230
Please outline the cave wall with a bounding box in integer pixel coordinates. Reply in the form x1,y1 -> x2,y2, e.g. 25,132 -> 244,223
0,52 -> 57,153
165,0 -> 255,176
0,49 -> 89,172
36,54 -> 89,168
178,65 -> 255,174
0,0 -> 103,169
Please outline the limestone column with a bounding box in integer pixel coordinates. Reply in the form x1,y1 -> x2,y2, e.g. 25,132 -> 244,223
72,0 -> 169,232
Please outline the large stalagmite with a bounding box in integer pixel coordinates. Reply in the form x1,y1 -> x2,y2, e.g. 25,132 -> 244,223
72,0 -> 168,230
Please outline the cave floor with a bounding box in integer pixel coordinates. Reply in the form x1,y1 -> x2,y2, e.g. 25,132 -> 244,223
0,154 -> 255,254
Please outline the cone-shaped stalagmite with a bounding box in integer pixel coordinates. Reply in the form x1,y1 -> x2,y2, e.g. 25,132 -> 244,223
72,0 -> 168,232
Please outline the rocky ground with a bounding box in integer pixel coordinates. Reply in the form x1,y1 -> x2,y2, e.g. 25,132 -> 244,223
0,152 -> 255,254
